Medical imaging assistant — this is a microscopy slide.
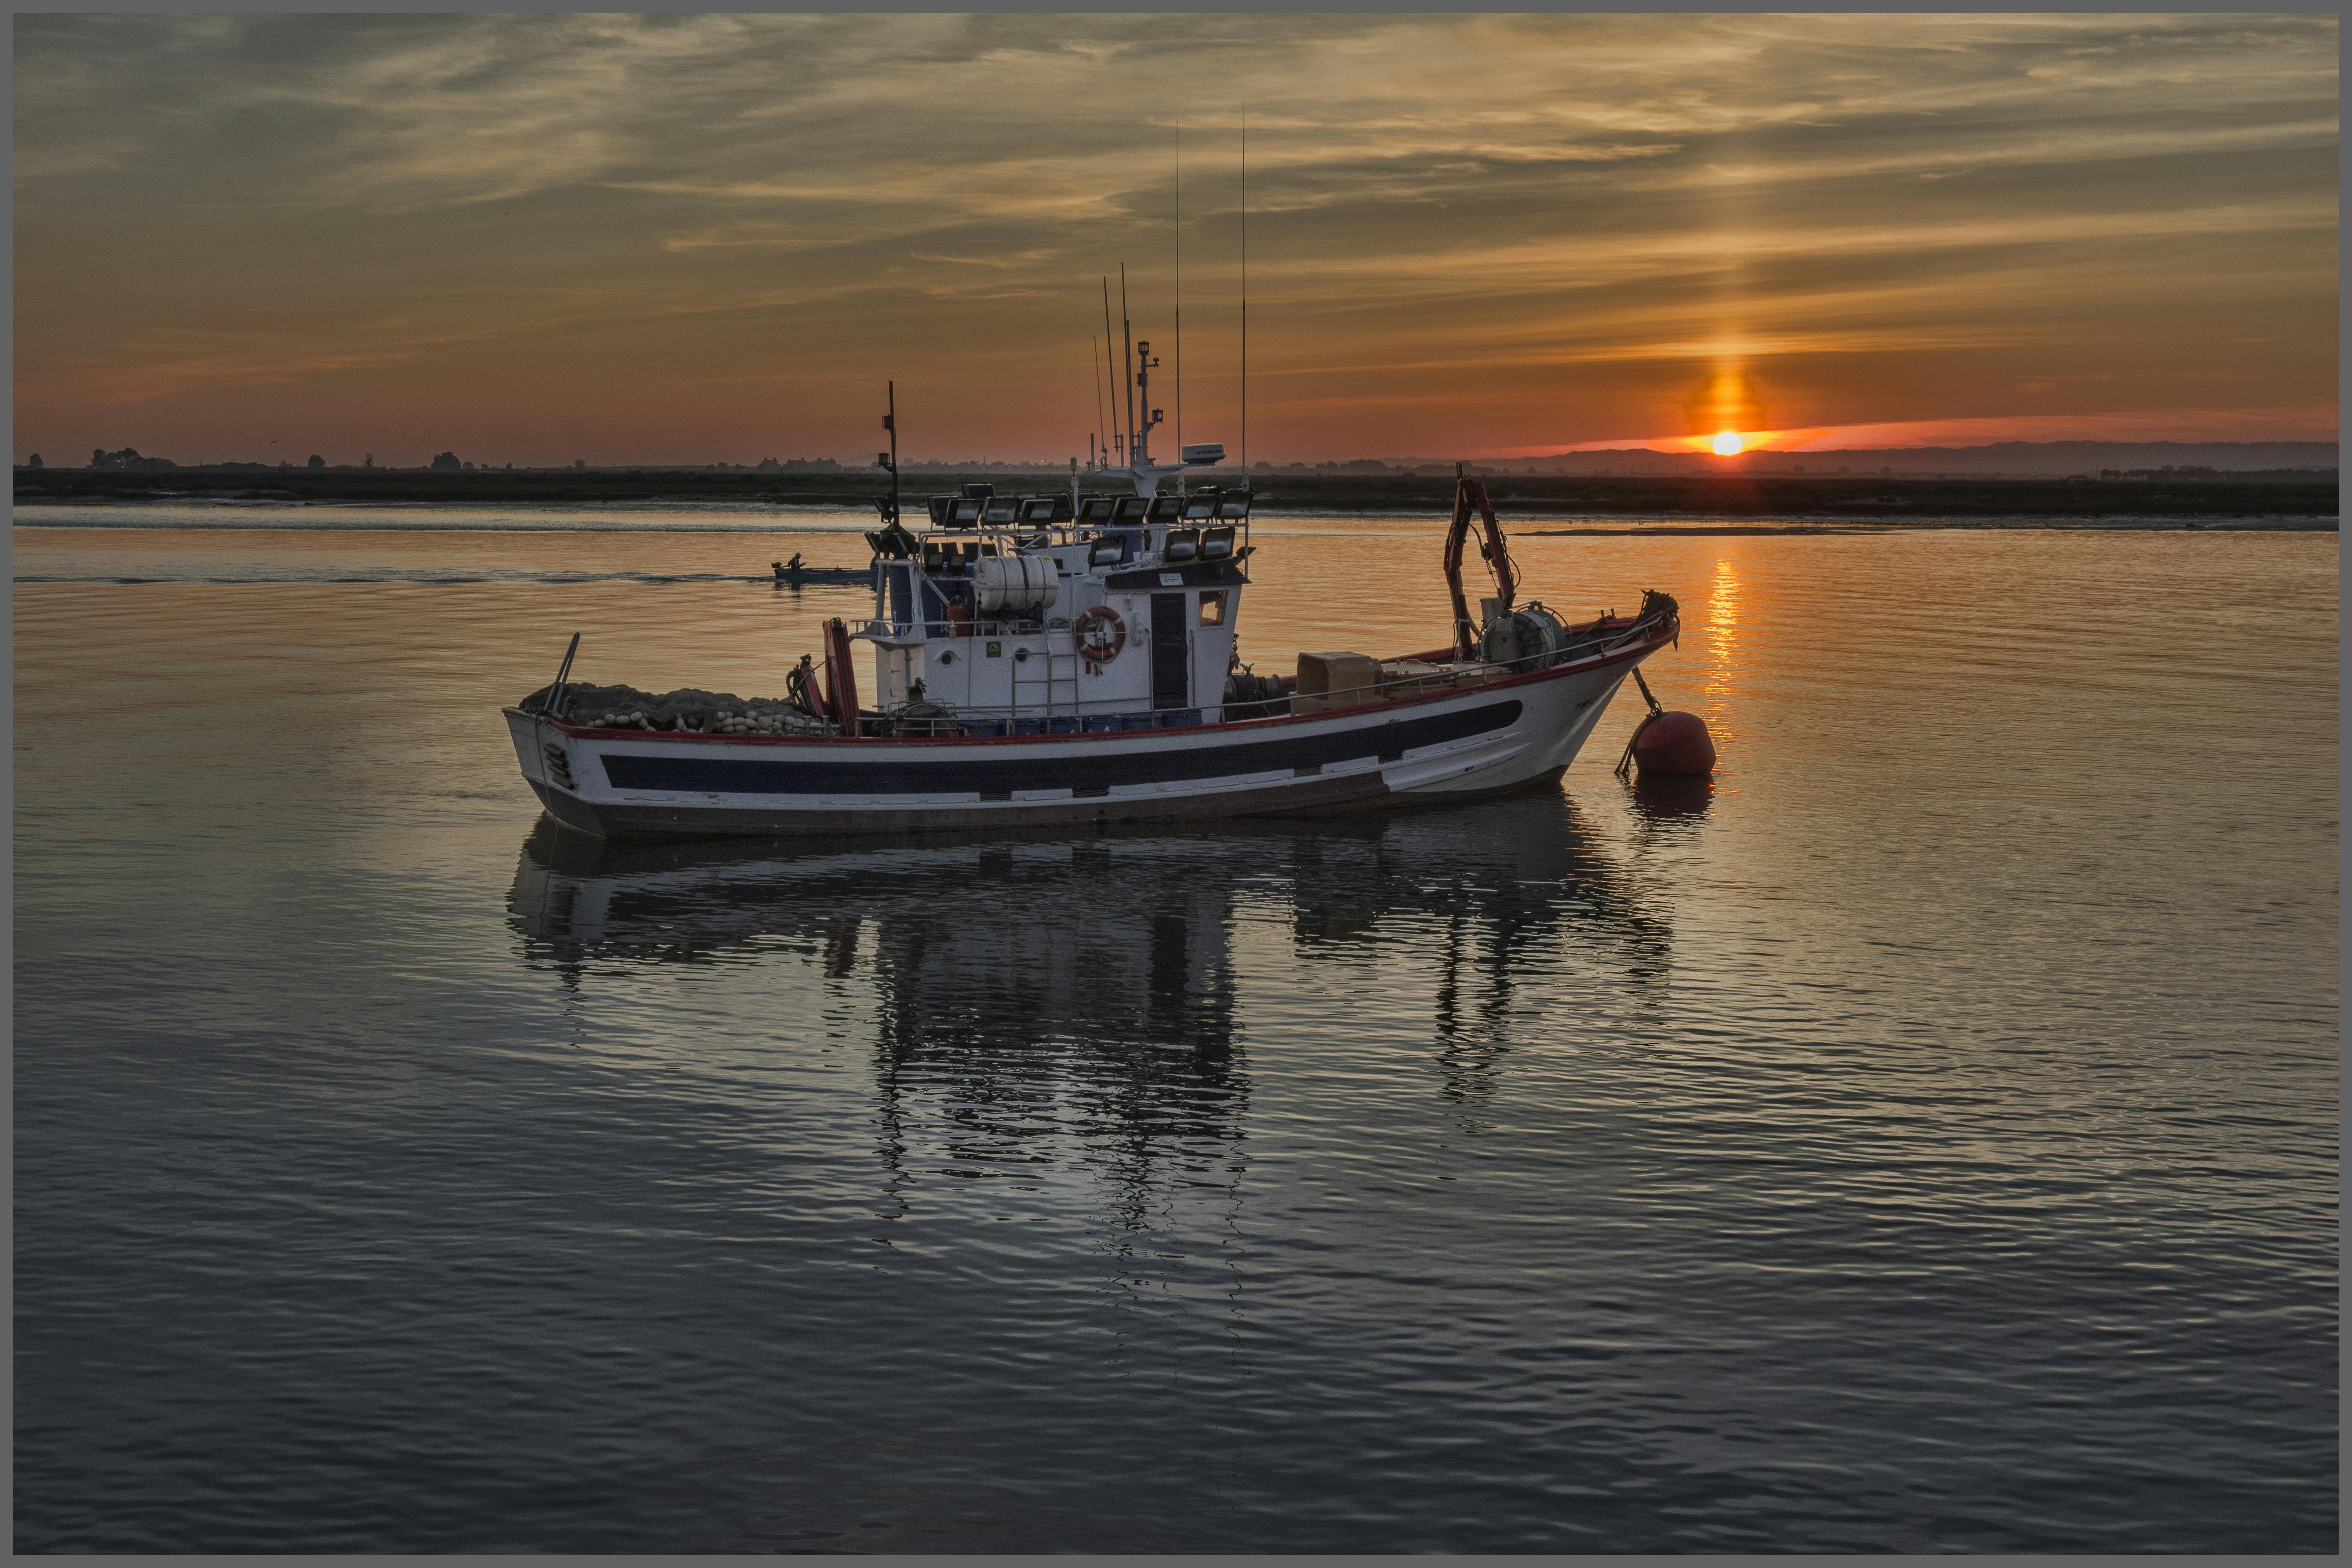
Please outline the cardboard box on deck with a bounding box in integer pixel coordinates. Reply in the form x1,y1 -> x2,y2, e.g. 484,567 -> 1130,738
1293,651 -> 1381,714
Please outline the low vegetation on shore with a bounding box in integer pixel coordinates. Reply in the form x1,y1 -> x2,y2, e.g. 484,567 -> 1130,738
13,465 -> 2338,521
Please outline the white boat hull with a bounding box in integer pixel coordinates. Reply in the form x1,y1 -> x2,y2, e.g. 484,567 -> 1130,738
505,627 -> 1671,840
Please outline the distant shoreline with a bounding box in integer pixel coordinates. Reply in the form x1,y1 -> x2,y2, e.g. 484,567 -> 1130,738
13,514 -> 2334,537
13,467 -> 2338,522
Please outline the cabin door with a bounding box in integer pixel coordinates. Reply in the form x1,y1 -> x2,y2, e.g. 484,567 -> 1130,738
1150,592 -> 1189,711
887,564 -> 913,630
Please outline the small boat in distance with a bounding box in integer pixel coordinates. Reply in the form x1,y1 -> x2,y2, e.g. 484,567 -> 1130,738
769,554 -> 867,587
506,339 -> 1680,841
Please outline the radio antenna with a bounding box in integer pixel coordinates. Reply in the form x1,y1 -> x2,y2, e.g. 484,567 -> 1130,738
882,379 -> 898,524
1119,262 -> 1136,460
1091,334 -> 1107,469
1101,278 -> 1122,463
1240,101 -> 1248,486
1174,114 -> 1183,497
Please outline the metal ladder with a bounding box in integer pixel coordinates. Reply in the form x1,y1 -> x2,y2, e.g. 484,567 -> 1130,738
1010,642 -> 1082,724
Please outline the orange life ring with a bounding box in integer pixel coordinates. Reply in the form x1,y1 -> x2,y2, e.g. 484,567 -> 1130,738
1074,605 -> 1126,666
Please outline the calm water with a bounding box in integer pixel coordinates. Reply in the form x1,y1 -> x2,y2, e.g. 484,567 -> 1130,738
15,509 -> 2338,1552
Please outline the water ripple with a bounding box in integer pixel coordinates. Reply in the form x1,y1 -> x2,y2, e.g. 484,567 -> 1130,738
13,520 -> 2336,1552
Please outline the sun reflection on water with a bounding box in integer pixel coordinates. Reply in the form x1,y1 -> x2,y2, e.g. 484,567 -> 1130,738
1705,555 -> 1740,708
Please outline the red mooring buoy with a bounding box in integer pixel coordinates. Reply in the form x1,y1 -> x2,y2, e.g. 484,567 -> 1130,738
1632,710 -> 1717,777
1615,667 -> 1718,779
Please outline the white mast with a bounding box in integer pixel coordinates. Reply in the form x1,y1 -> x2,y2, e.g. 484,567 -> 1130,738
1175,113 -> 1183,499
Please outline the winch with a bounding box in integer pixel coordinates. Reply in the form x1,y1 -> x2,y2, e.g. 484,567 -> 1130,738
1479,601 -> 1574,670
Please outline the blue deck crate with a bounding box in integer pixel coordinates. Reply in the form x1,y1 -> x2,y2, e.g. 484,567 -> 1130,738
1153,709 -> 1205,729
1118,713 -> 1156,730
1011,717 -> 1047,736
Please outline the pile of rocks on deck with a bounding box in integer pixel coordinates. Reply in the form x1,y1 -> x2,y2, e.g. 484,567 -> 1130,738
519,679 -> 829,737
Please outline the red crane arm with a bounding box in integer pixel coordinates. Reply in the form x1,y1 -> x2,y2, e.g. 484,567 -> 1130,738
822,617 -> 861,738
1441,466 -> 1519,660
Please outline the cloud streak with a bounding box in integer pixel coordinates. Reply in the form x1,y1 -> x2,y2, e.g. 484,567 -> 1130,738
12,12 -> 2337,463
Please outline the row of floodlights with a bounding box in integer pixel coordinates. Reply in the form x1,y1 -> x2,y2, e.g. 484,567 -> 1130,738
1087,525 -> 1238,569
898,524 -> 1239,569
925,485 -> 1253,530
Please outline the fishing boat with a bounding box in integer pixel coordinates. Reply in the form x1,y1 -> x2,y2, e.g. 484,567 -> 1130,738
505,331 -> 1681,841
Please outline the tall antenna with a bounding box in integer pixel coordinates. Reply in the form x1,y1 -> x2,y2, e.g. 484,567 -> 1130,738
1101,278 -> 1123,463
1091,333 -> 1107,469
1174,114 -> 1183,496
1119,262 -> 1136,457
1240,101 -> 1249,485
882,379 -> 899,524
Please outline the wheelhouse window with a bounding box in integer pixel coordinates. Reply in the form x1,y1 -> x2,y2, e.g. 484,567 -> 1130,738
1198,591 -> 1227,627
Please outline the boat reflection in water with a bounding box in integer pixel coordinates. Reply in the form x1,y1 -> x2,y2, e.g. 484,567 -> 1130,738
508,792 -> 1675,1172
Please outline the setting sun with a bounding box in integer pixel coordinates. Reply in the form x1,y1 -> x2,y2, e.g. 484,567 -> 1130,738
1712,432 -> 1745,456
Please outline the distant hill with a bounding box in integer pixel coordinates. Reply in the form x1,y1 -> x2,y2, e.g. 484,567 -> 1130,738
1488,441 -> 2338,477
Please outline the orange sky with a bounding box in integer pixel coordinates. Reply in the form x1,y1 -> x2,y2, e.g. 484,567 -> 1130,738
13,13 -> 2339,466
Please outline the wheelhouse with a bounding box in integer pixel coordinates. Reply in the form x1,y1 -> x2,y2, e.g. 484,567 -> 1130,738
856,482 -> 1256,735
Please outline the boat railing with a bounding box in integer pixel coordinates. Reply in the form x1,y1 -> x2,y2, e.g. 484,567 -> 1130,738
852,616 -> 1061,642
856,600 -> 1668,664
843,605 -> 1676,731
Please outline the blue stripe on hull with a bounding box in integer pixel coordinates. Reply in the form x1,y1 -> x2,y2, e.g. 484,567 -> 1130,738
599,699 -> 1524,797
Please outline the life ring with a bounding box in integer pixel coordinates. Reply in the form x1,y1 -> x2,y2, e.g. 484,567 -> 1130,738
1074,605 -> 1126,667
